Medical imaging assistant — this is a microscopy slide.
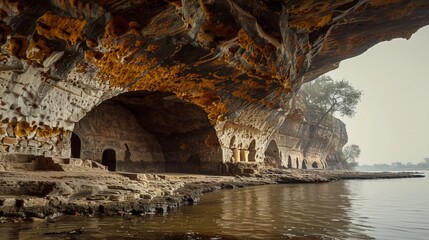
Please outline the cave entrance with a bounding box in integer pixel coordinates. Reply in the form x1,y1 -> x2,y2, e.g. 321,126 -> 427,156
70,133 -> 81,158
287,156 -> 292,168
105,91 -> 222,174
102,149 -> 116,171
296,159 -> 299,169
264,140 -> 281,168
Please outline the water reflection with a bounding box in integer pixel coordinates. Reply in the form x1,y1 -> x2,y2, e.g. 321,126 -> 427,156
2,176 -> 428,239
215,182 -> 372,239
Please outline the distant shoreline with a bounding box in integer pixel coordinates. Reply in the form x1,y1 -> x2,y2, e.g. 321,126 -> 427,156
0,169 -> 424,223
357,167 -> 429,172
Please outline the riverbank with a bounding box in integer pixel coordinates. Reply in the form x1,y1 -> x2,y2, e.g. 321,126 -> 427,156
0,168 -> 424,222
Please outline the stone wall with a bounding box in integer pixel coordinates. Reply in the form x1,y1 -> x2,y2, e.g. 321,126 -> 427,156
159,128 -> 223,175
73,103 -> 165,173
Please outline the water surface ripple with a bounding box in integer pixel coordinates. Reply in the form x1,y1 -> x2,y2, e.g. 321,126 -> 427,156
1,172 -> 428,239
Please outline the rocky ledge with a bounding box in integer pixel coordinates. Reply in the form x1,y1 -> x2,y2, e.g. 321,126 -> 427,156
0,167 -> 424,223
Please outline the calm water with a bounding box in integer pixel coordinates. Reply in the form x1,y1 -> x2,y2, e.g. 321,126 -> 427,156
1,172 -> 428,240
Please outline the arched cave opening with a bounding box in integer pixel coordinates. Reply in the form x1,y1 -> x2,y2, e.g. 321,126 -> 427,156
264,140 -> 282,168
248,140 -> 256,162
302,159 -> 308,169
312,161 -> 319,169
70,133 -> 81,158
102,149 -> 116,171
73,91 -> 222,174
287,156 -> 292,168
296,158 -> 299,169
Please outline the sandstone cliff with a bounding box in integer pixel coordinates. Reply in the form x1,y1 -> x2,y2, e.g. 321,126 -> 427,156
269,96 -> 347,170
0,1 -> 428,172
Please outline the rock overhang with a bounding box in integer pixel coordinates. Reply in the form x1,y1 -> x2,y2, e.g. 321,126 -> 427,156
0,0 -> 428,161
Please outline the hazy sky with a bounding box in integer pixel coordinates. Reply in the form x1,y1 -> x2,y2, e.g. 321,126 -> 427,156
327,25 -> 429,165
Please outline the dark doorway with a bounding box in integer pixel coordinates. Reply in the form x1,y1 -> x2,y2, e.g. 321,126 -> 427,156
296,159 -> 299,169
302,159 -> 307,169
71,133 -> 81,158
287,156 -> 292,168
102,149 -> 116,171
312,161 -> 319,169
248,140 -> 256,162
264,140 -> 282,168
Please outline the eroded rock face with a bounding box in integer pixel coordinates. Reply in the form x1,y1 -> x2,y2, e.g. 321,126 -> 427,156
0,1 -> 428,167
269,97 -> 348,170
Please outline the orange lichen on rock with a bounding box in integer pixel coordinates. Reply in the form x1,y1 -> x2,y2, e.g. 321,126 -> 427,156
85,39 -> 98,49
84,50 -> 103,62
206,101 -> 227,124
289,14 -> 332,31
146,44 -> 159,52
26,33 -> 53,64
179,90 -> 228,124
0,126 -> 5,136
2,136 -> 18,145
6,35 -> 29,59
187,91 -> 220,108
88,47 -> 155,88
232,89 -> 257,103
36,125 -> 66,140
130,64 -> 185,91
14,121 -> 30,138
236,29 -> 280,81
36,11 -> 87,46
85,17 -> 154,88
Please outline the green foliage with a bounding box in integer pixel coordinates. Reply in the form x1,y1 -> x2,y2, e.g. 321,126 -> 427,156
330,144 -> 361,170
300,75 -> 363,123
343,144 -> 361,162
343,144 -> 360,169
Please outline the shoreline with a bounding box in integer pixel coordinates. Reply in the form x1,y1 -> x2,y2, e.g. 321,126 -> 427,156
0,169 -> 424,223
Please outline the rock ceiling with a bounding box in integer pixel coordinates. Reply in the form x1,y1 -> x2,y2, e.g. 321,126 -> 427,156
0,0 -> 428,158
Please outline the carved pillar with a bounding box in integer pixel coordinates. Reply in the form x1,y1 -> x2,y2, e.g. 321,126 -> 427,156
232,148 -> 240,162
240,149 -> 249,162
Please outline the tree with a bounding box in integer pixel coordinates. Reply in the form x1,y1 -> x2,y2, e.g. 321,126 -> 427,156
343,144 -> 361,162
342,144 -> 360,170
328,144 -> 361,170
300,75 -> 363,125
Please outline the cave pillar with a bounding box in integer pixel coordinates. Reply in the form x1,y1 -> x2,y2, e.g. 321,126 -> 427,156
232,148 -> 240,162
240,149 -> 249,162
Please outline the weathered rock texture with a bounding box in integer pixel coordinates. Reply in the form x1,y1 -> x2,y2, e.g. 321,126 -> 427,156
0,0 -> 429,171
269,97 -> 347,169
0,168 -> 424,220
73,103 -> 165,172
